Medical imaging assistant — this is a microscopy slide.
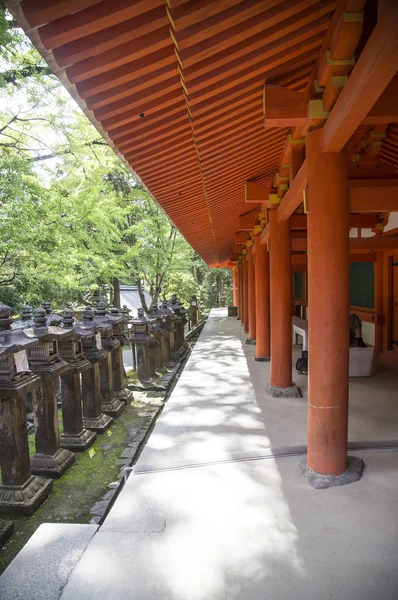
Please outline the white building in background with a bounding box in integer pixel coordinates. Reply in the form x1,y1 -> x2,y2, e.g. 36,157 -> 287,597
119,285 -> 152,317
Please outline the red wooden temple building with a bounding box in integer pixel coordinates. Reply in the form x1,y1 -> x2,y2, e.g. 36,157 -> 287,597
6,0 -> 398,484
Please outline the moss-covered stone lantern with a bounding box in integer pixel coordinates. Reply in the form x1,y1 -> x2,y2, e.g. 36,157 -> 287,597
79,306 -> 113,433
130,308 -> 155,379
158,301 -> 175,365
23,308 -> 75,478
148,303 -> 165,370
0,302 -> 53,516
190,295 -> 200,328
93,300 -> 124,417
57,308 -> 96,451
107,307 -> 133,403
169,295 -> 188,353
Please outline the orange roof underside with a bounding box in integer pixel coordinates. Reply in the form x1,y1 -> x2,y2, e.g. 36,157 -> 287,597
8,0 -> 397,265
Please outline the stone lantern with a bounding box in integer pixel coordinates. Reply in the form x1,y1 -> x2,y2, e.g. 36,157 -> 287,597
107,306 -> 133,403
79,306 -> 113,433
189,295 -> 200,328
130,308 -> 155,380
57,308 -> 96,451
158,301 -> 175,365
24,308 -> 75,478
169,295 -> 188,353
148,303 -> 165,370
12,304 -> 36,411
121,305 -> 132,346
94,300 -> 124,417
0,302 -> 53,516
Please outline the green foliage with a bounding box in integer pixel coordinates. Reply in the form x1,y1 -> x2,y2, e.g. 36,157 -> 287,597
0,12 -> 230,312
0,4 -> 52,88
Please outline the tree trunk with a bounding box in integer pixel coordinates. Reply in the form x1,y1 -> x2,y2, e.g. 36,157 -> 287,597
137,279 -> 149,313
113,277 -> 121,308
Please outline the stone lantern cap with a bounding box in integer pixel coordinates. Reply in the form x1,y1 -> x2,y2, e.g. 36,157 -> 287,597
0,303 -> 39,355
11,304 -> 35,330
108,307 -> 123,323
57,308 -> 90,370
60,308 -> 94,341
121,305 -> 132,321
79,306 -> 106,361
93,300 -> 114,334
190,295 -> 198,306
81,306 -> 97,333
106,306 -> 129,345
168,293 -> 182,307
148,303 -> 164,321
159,300 -> 174,318
168,294 -> 187,316
0,302 -> 42,395
93,300 -> 119,350
24,308 -> 72,343
148,305 -> 164,337
130,308 -> 152,342
21,308 -> 71,376
42,301 -> 62,326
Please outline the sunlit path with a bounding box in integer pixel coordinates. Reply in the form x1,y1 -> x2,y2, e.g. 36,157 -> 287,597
58,309 -> 398,600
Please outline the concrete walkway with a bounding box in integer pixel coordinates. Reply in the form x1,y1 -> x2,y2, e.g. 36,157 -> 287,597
3,309 -> 398,599
58,309 -> 398,599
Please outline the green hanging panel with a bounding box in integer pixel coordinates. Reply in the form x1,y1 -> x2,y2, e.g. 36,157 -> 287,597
349,262 -> 374,308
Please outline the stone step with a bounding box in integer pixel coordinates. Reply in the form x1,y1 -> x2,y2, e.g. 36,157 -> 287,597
0,523 -> 98,600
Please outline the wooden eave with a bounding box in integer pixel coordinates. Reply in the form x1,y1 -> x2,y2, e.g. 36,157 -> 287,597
6,0 -> 398,265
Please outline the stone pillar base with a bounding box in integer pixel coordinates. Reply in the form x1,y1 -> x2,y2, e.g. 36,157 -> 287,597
245,338 -> 256,345
31,448 -> 75,478
299,456 -> 365,489
101,397 -> 125,418
0,518 -> 14,547
83,413 -> 113,433
60,429 -> 97,452
0,475 -> 53,516
113,389 -> 134,404
265,383 -> 301,398
254,357 -> 270,362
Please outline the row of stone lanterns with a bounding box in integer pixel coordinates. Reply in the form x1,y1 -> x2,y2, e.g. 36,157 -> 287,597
0,299 -> 132,530
130,295 -> 188,380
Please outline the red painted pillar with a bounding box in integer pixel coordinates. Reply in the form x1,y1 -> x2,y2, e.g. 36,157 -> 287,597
307,128 -> 349,476
237,262 -> 243,320
243,253 -> 249,333
268,210 -> 299,396
240,259 -> 245,322
232,267 -> 238,307
255,234 -> 270,360
374,252 -> 383,357
247,244 -> 256,342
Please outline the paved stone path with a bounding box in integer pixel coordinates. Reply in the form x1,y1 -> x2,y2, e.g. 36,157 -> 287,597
57,308 -> 398,600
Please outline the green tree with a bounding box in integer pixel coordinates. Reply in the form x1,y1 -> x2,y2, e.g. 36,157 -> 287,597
0,11 -> 231,313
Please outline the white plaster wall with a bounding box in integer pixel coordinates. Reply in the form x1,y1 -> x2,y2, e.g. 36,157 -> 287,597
384,212 -> 398,232
349,228 -> 374,238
